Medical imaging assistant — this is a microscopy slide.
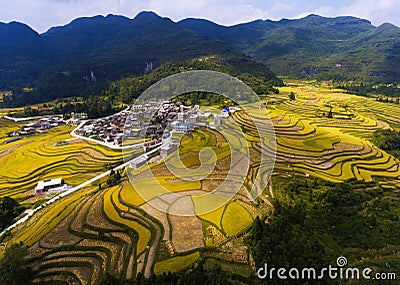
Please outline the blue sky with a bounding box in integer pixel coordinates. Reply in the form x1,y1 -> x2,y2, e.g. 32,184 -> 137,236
0,0 -> 399,33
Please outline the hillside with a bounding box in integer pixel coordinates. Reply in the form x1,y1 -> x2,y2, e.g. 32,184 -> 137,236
179,14 -> 400,82
0,22 -> 47,86
41,14 -> 132,64
102,55 -> 282,106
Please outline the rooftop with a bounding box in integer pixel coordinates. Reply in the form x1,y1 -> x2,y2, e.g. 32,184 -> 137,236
35,178 -> 63,191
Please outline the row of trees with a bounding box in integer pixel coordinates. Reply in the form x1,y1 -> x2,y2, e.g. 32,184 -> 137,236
337,83 -> 400,98
11,96 -> 119,119
98,260 -> 241,285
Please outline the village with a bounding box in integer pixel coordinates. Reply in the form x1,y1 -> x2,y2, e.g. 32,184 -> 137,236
73,110 -> 128,146
74,100 -> 240,150
8,115 -> 64,137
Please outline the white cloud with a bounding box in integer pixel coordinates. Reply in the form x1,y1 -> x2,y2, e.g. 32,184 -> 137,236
197,3 -> 268,25
263,2 -> 300,20
348,0 -> 400,26
0,0 -> 140,32
304,0 -> 400,26
139,0 -> 268,26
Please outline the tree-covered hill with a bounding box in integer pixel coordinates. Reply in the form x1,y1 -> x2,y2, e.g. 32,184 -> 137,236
102,55 -> 282,105
179,14 -> 400,83
0,22 -> 47,85
2,12 -> 272,107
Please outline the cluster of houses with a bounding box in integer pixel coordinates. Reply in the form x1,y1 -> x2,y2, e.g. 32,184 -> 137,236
74,100 -> 241,150
75,111 -> 128,145
11,116 -> 64,136
66,112 -> 89,126
147,101 -> 238,134
170,105 -> 240,132
144,101 -> 240,157
129,101 -> 211,144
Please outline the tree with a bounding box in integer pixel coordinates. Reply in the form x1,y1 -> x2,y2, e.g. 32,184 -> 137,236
115,170 -> 121,180
247,216 -> 263,245
0,197 -> 23,230
106,169 -> 121,186
0,242 -> 33,285
327,107 -> 333,118
98,273 -> 120,285
23,106 -> 38,117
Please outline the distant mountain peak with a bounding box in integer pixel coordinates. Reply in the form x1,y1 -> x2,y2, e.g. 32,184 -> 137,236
0,21 -> 41,39
305,14 -> 323,19
0,21 -> 38,32
378,22 -> 398,30
70,14 -> 130,25
133,11 -> 162,21
131,11 -> 173,27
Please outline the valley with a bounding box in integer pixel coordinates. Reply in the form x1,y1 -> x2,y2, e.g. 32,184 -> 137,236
0,80 -> 399,283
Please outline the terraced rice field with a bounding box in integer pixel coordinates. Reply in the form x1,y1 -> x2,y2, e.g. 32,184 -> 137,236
234,81 -> 400,188
1,81 -> 400,283
153,251 -> 200,275
2,126 -> 260,283
10,182 -> 160,284
0,120 -> 131,199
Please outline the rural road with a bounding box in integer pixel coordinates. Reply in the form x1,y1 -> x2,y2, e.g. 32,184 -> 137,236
0,145 -> 161,236
3,114 -> 63,122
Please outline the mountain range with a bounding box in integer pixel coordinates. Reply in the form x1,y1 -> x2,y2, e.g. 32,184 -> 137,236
180,14 -> 400,81
1,11 -> 399,106
1,12 -> 250,103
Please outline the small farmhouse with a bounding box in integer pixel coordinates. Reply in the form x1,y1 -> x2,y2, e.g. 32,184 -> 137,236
35,178 -> 65,195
